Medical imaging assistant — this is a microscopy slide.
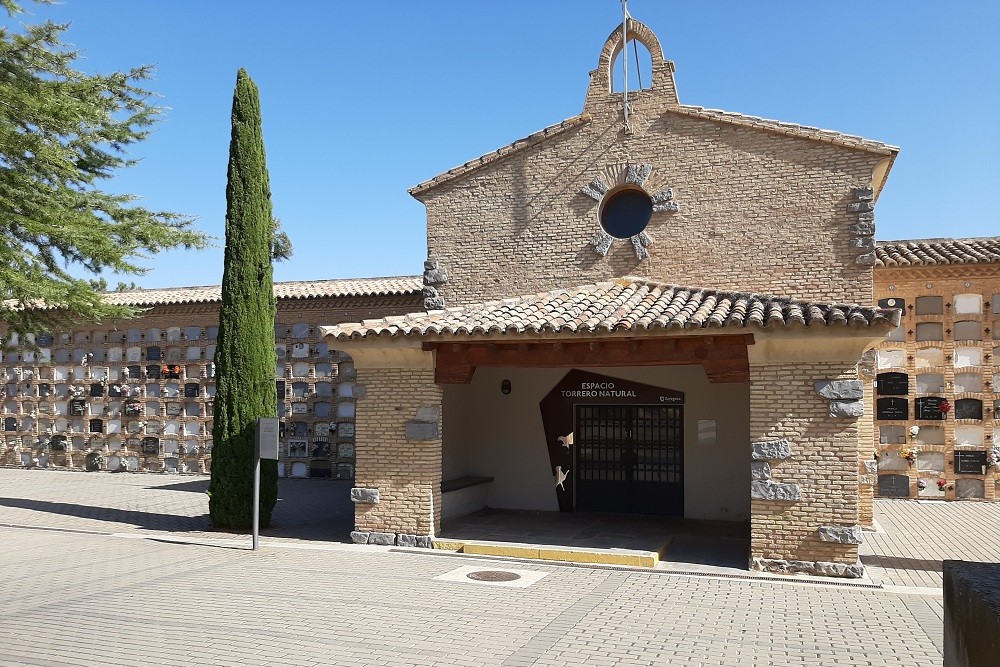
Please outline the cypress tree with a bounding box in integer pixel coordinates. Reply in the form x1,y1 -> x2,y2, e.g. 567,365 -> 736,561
209,69 -> 278,529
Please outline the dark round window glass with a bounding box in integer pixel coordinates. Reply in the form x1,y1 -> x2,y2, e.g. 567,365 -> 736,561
600,189 -> 653,239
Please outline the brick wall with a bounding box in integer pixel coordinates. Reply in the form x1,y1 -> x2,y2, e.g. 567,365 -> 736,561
872,265 -> 1000,501
353,367 -> 442,536
0,294 -> 422,476
749,362 -> 861,569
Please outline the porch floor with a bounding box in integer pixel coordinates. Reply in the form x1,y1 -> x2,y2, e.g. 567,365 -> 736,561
438,508 -> 750,571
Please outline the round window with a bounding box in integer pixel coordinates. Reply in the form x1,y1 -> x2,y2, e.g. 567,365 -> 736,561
599,188 -> 653,239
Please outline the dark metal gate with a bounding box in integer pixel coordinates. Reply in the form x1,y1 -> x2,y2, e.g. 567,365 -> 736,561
574,404 -> 683,515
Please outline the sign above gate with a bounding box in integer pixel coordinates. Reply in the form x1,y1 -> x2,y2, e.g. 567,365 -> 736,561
558,378 -> 683,403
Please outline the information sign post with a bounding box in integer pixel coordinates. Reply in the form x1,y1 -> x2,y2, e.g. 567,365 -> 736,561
253,417 -> 280,550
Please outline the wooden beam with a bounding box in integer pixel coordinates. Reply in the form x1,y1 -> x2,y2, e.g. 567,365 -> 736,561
431,335 -> 751,383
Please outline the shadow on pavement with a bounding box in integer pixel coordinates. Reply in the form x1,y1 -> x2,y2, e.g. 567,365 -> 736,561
0,496 -> 211,532
860,554 -> 944,572
0,478 -> 356,542
145,479 -> 209,493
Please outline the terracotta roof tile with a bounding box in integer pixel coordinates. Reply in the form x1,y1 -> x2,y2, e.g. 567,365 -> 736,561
324,277 -> 897,341
875,237 -> 1000,267
98,276 -> 422,308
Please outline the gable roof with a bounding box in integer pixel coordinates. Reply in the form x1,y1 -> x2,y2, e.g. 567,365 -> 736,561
875,237 -> 1000,267
323,277 -> 898,341
669,106 -> 898,156
407,103 -> 898,199
408,115 -> 590,197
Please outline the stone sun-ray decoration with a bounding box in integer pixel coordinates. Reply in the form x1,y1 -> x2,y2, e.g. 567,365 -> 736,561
581,162 -> 680,259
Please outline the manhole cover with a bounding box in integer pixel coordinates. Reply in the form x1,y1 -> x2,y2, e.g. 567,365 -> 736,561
466,570 -> 521,582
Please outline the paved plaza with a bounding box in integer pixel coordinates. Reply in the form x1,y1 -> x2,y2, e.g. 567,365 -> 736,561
1,470 -> 997,666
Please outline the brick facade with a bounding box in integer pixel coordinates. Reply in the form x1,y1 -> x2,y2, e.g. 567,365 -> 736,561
413,22 -> 892,309
352,367 -> 442,543
749,362 -> 862,575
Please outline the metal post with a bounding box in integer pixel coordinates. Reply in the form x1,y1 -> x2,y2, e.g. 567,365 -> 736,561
252,456 -> 260,550
622,0 -> 629,132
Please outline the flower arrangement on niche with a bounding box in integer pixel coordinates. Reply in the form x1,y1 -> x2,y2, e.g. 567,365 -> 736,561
899,446 -> 920,464
988,445 -> 1000,470
908,425 -> 920,441
917,479 -> 927,490
939,400 -> 952,416
936,478 -> 947,491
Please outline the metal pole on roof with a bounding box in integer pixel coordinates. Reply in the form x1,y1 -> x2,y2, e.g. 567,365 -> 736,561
622,0 -> 630,132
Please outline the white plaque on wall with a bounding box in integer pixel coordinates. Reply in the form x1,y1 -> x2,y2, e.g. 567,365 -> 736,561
697,420 -> 717,445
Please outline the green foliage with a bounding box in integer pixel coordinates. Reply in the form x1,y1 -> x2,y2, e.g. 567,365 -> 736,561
271,217 -> 293,262
209,69 -> 278,530
0,1 -> 205,332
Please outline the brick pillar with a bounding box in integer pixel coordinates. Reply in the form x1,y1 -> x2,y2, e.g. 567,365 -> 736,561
350,367 -> 442,546
857,373 -> 876,527
748,361 -> 864,577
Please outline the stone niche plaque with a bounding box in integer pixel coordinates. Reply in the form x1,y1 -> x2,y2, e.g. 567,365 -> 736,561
918,478 -> 945,498
876,372 -> 908,396
916,451 -> 945,472
878,474 -> 911,498
915,397 -> 946,421
141,437 -> 159,455
954,399 -> 983,421
877,451 -> 909,472
954,451 -> 988,475
69,399 -> 86,416
876,397 -> 908,421
956,478 -> 985,499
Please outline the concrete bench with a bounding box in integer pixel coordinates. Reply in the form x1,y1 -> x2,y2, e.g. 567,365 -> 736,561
440,476 -> 494,521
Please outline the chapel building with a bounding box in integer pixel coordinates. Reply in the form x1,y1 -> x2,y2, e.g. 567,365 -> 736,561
3,19 -> 998,579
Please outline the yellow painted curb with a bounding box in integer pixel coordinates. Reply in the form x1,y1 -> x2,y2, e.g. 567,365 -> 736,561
539,548 -> 658,567
463,543 -> 540,559
431,540 -> 465,551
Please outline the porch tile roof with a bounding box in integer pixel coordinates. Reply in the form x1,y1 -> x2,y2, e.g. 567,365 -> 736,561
875,237 -> 1000,267
324,277 -> 899,340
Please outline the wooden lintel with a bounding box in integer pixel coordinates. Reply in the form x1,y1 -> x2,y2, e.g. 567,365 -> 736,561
433,335 -> 751,373
435,364 -> 476,384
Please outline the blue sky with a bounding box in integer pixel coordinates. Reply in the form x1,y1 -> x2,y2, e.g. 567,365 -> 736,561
9,1 -> 999,289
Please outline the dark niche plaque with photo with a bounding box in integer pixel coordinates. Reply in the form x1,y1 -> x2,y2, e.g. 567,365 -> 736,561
876,397 -> 908,421
876,372 -> 908,396
877,297 -> 905,310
